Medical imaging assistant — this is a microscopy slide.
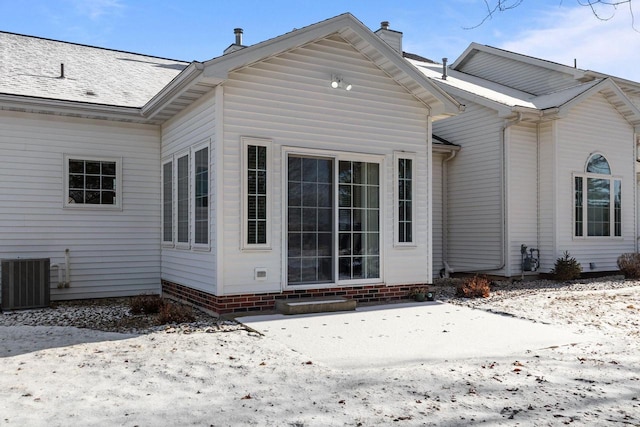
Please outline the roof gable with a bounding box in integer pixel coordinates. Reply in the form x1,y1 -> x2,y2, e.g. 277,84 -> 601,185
145,13 -> 462,122
451,43 -> 584,96
409,55 -> 640,127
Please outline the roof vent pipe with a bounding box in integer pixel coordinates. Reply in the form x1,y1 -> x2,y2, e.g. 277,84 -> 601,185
380,21 -> 390,30
234,28 -> 243,46
442,58 -> 448,80
59,63 -> 65,79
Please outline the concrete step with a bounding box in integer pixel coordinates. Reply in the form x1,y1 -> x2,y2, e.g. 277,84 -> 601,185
275,297 -> 357,315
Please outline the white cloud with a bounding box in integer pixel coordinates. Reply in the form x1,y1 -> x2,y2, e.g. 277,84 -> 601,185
70,0 -> 124,21
500,5 -> 640,82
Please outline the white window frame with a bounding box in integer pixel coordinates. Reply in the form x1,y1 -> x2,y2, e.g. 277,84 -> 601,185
281,146 -> 385,290
241,137 -> 272,250
161,157 -> 174,247
393,151 -> 416,247
573,173 -> 622,239
191,142 -> 211,251
175,150 -> 191,249
573,153 -> 622,239
63,154 -> 122,210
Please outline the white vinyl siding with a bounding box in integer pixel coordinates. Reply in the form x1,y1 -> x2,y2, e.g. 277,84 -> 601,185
432,103 -> 504,272
161,92 -> 217,293
456,51 -> 579,96
506,123 -> 538,275
537,121 -> 556,272
555,93 -> 635,271
0,111 -> 161,300
220,34 -> 432,294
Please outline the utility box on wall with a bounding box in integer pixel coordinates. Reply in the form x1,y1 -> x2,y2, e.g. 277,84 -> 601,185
1,258 -> 50,310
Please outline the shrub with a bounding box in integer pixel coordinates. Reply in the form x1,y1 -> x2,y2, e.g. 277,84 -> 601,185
617,253 -> 640,279
130,294 -> 164,315
158,301 -> 196,324
551,251 -> 582,281
456,275 -> 490,298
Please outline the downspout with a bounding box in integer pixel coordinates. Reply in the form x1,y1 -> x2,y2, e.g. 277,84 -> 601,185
64,248 -> 70,287
445,113 -> 522,274
441,150 -> 457,278
636,131 -> 639,253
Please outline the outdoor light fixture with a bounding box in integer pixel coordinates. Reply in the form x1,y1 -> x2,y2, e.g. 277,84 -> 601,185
330,74 -> 352,91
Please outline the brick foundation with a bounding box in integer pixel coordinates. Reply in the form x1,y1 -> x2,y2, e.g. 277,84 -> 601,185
162,280 -> 418,315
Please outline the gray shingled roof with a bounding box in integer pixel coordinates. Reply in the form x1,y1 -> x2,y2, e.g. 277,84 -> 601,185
0,31 -> 189,108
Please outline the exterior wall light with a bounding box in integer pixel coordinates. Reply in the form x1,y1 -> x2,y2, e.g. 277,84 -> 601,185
331,74 -> 352,91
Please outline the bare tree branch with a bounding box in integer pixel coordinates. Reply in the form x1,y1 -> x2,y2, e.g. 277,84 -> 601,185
464,0 -> 525,29
467,0 -> 637,31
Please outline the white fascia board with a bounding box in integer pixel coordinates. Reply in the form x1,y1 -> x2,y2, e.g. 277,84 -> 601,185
142,62 -> 221,119
0,93 -> 147,123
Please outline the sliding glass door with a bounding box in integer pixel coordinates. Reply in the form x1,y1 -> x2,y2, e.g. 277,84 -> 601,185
287,154 -> 380,286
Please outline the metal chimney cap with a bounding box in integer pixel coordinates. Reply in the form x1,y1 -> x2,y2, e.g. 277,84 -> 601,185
380,21 -> 390,30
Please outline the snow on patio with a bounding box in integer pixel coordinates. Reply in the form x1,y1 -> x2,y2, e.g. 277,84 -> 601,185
1,278 -> 639,426
237,302 -> 589,369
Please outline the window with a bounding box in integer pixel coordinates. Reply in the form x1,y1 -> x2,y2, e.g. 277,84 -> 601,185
164,142 -> 210,249
64,155 -> 121,209
286,151 -> 381,286
574,154 -> 621,237
193,147 -> 209,245
176,154 -> 189,244
395,153 -> 415,245
162,160 -> 173,243
242,137 -> 271,249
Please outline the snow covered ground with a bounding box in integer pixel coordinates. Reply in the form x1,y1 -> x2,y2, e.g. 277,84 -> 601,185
1,278 -> 639,426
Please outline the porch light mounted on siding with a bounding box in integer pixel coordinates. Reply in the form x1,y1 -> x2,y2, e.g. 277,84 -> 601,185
330,74 -> 352,91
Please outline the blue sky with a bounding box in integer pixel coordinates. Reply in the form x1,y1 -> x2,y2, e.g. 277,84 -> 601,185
2,0 -> 639,81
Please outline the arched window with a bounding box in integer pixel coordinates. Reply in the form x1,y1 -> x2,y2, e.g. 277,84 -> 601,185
574,154 -> 621,237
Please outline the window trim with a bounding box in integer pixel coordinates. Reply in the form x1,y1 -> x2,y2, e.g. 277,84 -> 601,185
191,143 -> 211,251
241,137 -> 272,251
573,153 -> 622,239
63,154 -> 122,210
394,152 -> 416,247
161,157 -> 174,247
281,146 -> 385,290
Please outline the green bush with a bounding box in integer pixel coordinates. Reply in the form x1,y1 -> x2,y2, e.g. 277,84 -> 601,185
551,251 -> 582,281
456,275 -> 490,298
617,253 -> 640,279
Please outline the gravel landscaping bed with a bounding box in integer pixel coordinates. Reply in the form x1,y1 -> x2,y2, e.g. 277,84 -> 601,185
0,297 -> 243,334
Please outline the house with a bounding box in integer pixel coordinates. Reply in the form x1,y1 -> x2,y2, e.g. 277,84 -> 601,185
0,14 -> 462,313
408,43 -> 640,277
3,14 -> 639,314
